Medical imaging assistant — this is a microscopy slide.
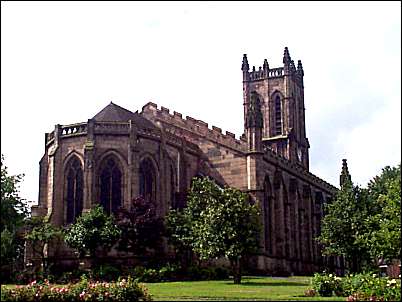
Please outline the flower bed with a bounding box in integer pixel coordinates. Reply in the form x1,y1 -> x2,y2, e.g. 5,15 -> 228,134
0,276 -> 151,301
308,272 -> 401,301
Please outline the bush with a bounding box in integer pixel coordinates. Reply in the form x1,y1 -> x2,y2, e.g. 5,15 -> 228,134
128,264 -> 229,282
342,273 -> 401,301
0,276 -> 151,301
310,272 -> 401,301
311,272 -> 341,297
90,264 -> 121,282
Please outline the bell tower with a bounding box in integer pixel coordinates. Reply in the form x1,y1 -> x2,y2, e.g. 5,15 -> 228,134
242,47 -> 310,170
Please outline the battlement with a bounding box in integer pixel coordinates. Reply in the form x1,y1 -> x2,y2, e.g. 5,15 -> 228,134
141,102 -> 247,152
246,64 -> 302,84
242,48 -> 304,86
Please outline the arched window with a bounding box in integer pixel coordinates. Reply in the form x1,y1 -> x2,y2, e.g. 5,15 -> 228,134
274,95 -> 282,135
139,158 -> 156,202
65,156 -> 83,224
99,157 -> 122,215
263,176 -> 273,255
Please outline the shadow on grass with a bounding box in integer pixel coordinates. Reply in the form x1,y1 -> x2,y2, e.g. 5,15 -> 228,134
225,281 -> 308,286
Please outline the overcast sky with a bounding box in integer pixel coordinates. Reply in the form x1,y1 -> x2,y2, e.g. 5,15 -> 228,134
1,1 -> 401,206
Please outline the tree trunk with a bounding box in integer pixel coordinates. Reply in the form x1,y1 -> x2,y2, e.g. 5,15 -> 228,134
231,257 -> 242,284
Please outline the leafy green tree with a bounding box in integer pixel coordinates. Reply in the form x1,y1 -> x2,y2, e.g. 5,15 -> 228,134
166,177 -> 261,284
363,165 -> 401,263
64,205 -> 121,260
318,162 -> 371,272
115,197 -> 165,255
319,161 -> 401,272
1,154 -> 28,271
25,217 -> 63,276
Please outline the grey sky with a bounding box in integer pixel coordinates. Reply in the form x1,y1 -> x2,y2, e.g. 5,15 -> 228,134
1,1 -> 401,206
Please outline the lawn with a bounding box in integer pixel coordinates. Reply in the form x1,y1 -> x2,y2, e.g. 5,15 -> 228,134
1,276 -> 346,301
145,276 -> 346,301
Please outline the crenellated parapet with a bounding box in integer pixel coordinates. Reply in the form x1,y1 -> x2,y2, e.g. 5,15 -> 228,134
242,49 -> 304,87
141,102 -> 248,152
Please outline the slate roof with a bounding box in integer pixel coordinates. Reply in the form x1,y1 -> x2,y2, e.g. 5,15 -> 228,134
92,102 -> 156,129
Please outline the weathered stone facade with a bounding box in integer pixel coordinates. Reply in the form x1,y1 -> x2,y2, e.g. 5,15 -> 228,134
30,48 -> 339,275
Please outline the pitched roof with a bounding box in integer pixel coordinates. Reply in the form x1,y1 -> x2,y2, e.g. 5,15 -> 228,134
92,102 -> 156,128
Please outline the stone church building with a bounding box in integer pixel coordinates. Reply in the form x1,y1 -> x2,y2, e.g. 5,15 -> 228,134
31,47 -> 339,275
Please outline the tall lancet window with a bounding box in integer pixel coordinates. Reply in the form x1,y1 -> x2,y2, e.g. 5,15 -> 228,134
274,95 -> 282,135
139,158 -> 156,202
99,157 -> 122,215
65,156 -> 83,224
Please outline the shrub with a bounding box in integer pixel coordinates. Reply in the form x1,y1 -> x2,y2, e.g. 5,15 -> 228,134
0,276 -> 151,301
311,272 -> 341,297
214,266 -> 230,280
310,272 -> 401,301
343,273 -> 401,301
91,264 -> 121,282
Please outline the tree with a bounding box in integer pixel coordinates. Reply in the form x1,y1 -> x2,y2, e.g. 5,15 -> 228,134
64,205 -> 121,261
318,165 -> 371,272
115,197 -> 165,256
25,217 -> 63,277
1,154 -> 28,273
166,177 -> 261,284
362,165 -> 401,263
318,161 -> 401,273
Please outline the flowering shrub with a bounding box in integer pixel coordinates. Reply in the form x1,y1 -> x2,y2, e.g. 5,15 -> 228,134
0,276 -> 152,301
309,272 -> 401,301
311,273 -> 342,297
344,274 -> 401,301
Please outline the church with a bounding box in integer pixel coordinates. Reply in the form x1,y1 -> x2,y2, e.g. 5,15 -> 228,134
30,47 -> 339,275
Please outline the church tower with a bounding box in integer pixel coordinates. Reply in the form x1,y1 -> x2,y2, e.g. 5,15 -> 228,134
242,48 -> 310,170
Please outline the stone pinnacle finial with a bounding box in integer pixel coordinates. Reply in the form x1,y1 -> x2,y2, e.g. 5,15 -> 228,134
297,60 -> 304,76
340,158 -> 352,188
263,59 -> 269,70
241,54 -> 249,71
290,60 -> 296,73
283,47 -> 291,65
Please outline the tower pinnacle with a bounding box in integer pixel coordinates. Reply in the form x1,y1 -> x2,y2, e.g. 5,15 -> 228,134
297,60 -> 304,75
283,47 -> 291,65
263,59 -> 269,70
241,54 -> 249,71
340,159 -> 352,188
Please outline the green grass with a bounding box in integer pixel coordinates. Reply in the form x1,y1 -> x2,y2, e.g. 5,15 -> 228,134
145,276 -> 345,301
2,276 -> 346,301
